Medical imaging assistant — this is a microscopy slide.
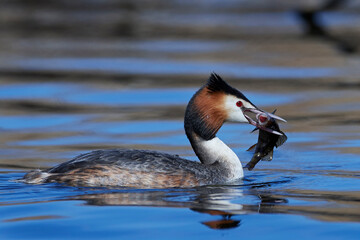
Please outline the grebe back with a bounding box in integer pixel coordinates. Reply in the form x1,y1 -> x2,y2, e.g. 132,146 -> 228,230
22,73 -> 285,188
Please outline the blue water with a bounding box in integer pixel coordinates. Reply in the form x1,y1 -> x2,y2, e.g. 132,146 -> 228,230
0,83 -> 294,106
1,0 -> 360,239
11,57 -> 340,79
1,80 -> 360,239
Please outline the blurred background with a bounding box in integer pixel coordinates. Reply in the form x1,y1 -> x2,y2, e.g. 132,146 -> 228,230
1,0 -> 360,83
1,1 -> 360,239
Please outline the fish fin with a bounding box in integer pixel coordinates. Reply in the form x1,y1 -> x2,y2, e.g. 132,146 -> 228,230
250,127 -> 259,133
276,132 -> 288,148
261,150 -> 273,161
245,153 -> 262,170
246,144 -> 257,152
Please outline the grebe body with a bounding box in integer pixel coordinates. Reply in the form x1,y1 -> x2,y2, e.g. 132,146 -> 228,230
22,73 -> 285,188
25,149 -> 236,188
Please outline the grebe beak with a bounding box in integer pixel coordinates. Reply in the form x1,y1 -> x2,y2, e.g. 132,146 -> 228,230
242,108 -> 286,135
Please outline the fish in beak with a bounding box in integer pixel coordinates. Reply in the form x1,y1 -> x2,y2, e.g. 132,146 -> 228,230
244,110 -> 287,170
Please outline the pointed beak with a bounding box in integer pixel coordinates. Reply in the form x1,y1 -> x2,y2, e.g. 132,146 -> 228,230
242,107 -> 286,135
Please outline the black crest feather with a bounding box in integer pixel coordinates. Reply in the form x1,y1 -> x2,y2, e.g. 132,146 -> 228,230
206,73 -> 250,102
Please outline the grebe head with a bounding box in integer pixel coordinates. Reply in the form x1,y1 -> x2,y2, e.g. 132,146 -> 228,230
185,73 -> 285,140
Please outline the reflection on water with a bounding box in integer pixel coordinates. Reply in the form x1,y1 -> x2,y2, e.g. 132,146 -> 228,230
2,171 -> 360,230
1,0 -> 360,239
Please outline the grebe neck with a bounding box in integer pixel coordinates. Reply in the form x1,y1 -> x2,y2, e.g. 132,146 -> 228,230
186,132 -> 243,180
183,75 -> 245,179
184,88 -> 243,178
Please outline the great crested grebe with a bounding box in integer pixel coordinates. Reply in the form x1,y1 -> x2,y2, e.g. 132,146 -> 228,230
22,73 -> 285,188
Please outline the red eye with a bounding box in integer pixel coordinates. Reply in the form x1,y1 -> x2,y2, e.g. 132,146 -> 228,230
259,115 -> 268,123
236,101 -> 243,107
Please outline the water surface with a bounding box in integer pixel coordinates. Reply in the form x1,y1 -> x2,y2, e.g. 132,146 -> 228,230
1,1 -> 360,239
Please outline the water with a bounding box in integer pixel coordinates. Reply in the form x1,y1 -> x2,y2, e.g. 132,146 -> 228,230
1,1 -> 360,239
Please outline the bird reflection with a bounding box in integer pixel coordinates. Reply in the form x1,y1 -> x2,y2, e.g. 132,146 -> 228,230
70,185 -> 288,230
201,217 -> 241,230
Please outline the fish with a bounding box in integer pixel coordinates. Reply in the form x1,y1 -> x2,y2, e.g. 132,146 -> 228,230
245,110 -> 287,171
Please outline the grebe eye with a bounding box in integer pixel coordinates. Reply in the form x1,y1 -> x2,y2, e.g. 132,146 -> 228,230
259,115 -> 268,123
236,101 -> 243,107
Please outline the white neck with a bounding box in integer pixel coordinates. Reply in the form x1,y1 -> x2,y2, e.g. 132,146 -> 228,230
192,136 -> 244,180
